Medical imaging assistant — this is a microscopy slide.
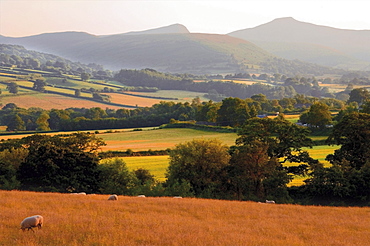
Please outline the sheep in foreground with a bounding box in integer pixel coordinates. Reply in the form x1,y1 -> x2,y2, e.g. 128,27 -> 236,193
108,194 -> 118,200
266,200 -> 275,204
20,215 -> 43,232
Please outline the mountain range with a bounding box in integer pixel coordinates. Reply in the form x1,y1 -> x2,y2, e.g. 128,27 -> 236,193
1,18 -> 369,74
229,17 -> 370,70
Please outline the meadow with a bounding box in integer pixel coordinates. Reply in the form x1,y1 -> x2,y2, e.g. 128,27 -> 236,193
98,128 -> 238,152
1,190 -> 369,246
106,155 -> 169,181
0,93 -> 124,110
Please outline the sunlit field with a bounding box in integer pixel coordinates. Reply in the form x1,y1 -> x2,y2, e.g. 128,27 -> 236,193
104,155 -> 170,181
98,128 -> 238,152
0,94 -> 124,110
1,190 -> 369,246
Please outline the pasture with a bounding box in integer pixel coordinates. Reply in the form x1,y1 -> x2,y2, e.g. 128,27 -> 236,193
1,190 -> 369,246
104,155 -> 169,181
98,128 -> 238,152
0,93 -> 124,110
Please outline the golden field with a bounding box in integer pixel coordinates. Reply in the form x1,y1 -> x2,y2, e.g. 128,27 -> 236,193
0,93 -> 124,110
1,190 -> 370,246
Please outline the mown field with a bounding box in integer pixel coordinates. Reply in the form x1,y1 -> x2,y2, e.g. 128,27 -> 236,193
1,190 -> 369,246
0,73 -> 208,109
0,93 -> 124,110
98,128 -> 238,152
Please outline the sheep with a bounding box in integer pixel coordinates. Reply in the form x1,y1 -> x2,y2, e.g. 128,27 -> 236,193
108,194 -> 118,201
20,215 -> 43,232
137,195 -> 146,197
173,196 -> 182,198
265,200 -> 275,204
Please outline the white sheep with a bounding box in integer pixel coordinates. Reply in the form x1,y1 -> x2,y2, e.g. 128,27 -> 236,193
108,194 -> 118,200
20,215 -> 43,232
137,195 -> 146,197
265,200 -> 275,204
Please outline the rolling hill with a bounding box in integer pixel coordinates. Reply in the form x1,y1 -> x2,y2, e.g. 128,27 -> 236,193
0,23 -> 343,75
0,31 -> 274,74
228,17 -> 370,70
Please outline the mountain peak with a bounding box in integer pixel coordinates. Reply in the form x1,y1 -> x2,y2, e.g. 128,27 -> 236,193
272,17 -> 297,22
122,24 -> 190,35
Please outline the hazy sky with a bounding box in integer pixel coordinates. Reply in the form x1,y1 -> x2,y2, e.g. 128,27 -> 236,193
1,0 -> 369,37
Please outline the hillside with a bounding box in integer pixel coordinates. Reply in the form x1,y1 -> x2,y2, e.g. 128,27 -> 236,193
0,32 -> 274,74
229,17 -> 370,70
0,26 -> 342,75
2,190 -> 370,246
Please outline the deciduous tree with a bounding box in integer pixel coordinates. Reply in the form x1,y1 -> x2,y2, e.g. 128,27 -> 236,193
166,138 -> 230,197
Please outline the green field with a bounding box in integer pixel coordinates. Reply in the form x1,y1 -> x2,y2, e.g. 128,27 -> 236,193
123,155 -> 169,181
99,128 -> 238,152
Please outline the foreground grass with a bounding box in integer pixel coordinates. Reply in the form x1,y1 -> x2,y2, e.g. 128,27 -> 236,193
1,190 -> 369,246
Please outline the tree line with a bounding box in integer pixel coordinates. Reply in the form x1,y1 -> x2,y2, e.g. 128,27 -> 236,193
0,91 -> 351,132
1,113 -> 369,206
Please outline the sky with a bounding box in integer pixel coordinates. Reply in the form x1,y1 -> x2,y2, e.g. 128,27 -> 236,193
1,0 -> 370,37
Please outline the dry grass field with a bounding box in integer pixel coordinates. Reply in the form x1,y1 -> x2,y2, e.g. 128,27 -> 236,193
1,190 -> 370,246
105,93 -> 164,107
0,94 -> 124,110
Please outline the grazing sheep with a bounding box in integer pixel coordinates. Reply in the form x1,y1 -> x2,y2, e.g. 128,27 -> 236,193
173,196 -> 182,198
20,215 -> 43,232
108,195 -> 118,201
137,195 -> 146,197
265,200 -> 275,204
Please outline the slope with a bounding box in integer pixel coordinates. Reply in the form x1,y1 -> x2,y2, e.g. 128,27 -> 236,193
0,31 -> 274,74
229,17 -> 370,69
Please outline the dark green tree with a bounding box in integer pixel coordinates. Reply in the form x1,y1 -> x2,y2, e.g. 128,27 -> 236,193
299,102 -> 332,128
236,117 -> 313,163
166,138 -> 230,198
74,89 -> 81,97
36,111 -> 50,131
228,141 -> 286,200
18,143 -> 101,193
81,72 -> 91,81
32,78 -> 46,92
98,158 -> 137,195
216,97 -> 254,127
347,88 -> 370,105
134,168 -> 155,186
326,112 -> 370,170
6,82 -> 18,94
6,114 -> 26,131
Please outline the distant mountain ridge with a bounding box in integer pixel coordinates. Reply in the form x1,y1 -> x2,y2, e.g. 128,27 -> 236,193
0,29 -> 276,74
228,17 -> 370,70
0,18 -> 359,74
122,23 -> 190,35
